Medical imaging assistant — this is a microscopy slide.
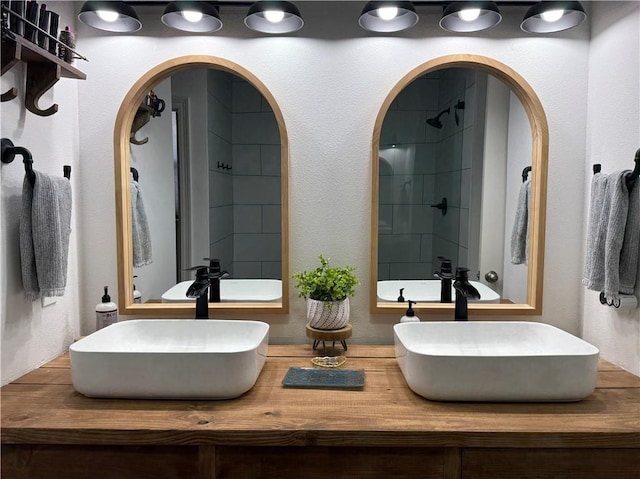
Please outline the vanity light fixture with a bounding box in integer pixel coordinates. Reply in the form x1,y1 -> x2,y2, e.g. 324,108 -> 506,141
244,1 -> 304,34
358,1 -> 419,33
161,1 -> 223,33
439,1 -> 502,32
76,1 -> 587,35
78,1 -> 142,32
520,1 -> 586,33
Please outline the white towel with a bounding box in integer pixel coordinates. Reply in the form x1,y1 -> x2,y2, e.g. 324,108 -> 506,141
510,179 -> 531,265
583,170 -> 635,301
131,180 -> 152,267
20,171 -> 72,301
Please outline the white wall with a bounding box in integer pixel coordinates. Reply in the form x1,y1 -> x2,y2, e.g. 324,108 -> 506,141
16,2 -> 640,384
171,69 -> 210,271
73,2 -> 590,345
582,1 -> 640,375
480,76 -> 509,296
502,91 -> 533,304
130,79 -> 176,300
0,2 -> 81,384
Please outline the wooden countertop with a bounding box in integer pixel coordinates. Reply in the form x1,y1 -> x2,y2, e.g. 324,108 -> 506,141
2,345 -> 639,448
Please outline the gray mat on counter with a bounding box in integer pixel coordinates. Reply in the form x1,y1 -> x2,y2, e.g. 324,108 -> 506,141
281,367 -> 365,390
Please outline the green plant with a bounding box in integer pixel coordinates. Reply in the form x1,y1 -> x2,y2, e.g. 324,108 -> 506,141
293,255 -> 359,302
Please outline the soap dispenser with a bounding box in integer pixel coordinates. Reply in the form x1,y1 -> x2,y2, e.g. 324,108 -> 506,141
400,300 -> 420,323
397,288 -> 405,302
96,286 -> 118,330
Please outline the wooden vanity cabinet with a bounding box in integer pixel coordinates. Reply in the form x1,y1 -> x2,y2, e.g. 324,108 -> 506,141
2,346 -> 639,479
4,445 -> 639,478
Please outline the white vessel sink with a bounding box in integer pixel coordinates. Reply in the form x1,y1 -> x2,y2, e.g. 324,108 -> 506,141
70,319 -> 269,399
394,321 -> 599,402
378,279 -> 500,303
161,279 -> 282,303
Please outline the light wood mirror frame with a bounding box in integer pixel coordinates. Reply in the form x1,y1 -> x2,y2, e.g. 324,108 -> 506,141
114,55 -> 289,316
370,54 -> 548,316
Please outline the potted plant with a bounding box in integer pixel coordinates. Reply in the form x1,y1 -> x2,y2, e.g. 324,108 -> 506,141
293,255 -> 359,330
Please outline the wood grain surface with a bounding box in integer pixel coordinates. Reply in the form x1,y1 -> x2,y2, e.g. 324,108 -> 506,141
2,346 -> 639,449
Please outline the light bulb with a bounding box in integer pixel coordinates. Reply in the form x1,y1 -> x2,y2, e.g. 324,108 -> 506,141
181,10 -> 203,23
96,10 -> 119,22
459,8 -> 480,22
378,7 -> 398,21
264,10 -> 285,23
540,9 -> 564,22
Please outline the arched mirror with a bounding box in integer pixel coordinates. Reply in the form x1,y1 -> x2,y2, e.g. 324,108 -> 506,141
114,56 -> 289,316
370,54 -> 548,315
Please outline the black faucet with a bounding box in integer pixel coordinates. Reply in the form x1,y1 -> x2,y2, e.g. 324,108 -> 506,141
453,267 -> 481,321
203,258 -> 230,303
185,259 -> 230,319
433,257 -> 453,303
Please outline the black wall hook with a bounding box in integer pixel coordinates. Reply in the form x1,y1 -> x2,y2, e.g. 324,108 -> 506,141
454,99 -> 465,126
522,166 -> 532,182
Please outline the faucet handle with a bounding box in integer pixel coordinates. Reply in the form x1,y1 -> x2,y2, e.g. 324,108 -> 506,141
184,265 -> 210,279
455,267 -> 470,279
438,256 -> 452,271
202,258 -> 222,273
435,256 -> 453,279
185,263 -> 229,280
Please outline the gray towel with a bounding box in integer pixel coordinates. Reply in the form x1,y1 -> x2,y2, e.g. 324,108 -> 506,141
20,171 -> 72,301
583,172 -> 609,290
131,180 -> 152,267
583,170 -> 635,301
510,179 -> 531,265
619,173 -> 640,294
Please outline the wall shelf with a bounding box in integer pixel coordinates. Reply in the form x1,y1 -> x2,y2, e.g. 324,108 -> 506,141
1,35 -> 86,116
130,104 -> 154,145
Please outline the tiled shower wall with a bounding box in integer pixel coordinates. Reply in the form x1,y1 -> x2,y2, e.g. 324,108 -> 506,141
379,74 -> 439,280
208,71 -> 282,279
231,77 -> 282,279
379,69 -> 482,280
432,69 -> 480,275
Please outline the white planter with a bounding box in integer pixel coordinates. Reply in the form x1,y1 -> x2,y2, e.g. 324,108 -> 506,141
306,298 -> 350,330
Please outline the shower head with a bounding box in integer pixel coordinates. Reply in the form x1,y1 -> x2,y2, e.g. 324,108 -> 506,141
426,118 -> 443,129
426,107 -> 450,129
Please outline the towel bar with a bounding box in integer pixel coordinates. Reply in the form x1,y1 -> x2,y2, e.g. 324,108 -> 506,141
593,148 -> 640,189
1,138 -> 71,183
1,138 -> 35,184
599,292 -> 638,309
